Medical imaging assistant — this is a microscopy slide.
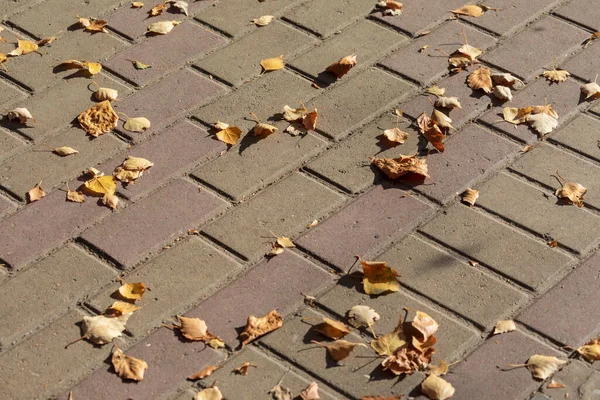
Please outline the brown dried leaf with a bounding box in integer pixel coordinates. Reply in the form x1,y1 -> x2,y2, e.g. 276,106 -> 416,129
94,86 -> 118,101
377,0 -> 403,16
121,156 -> 154,172
118,280 -> 146,301
302,109 -> 318,131
428,360 -> 450,376
253,15 -> 275,26
66,184 -> 85,203
233,362 -> 258,376
7,107 -> 35,124
216,124 -> 242,145
104,300 -> 141,317
194,386 -> 223,400
417,113 -> 445,152
555,181 -> 587,207
8,39 -> 39,56
102,193 -> 119,210
491,72 -> 524,90
188,365 -> 219,381
78,17 -> 108,33
260,55 -> 285,72
411,311 -> 438,342
581,81 -> 600,100
37,36 -> 57,46
326,53 -> 357,79
112,345 -> 148,381
371,318 -> 406,356
239,310 -> 283,347
468,67 -> 493,93
523,355 -> 567,380
315,318 -> 351,340
451,4 -> 486,17
311,339 -> 366,361
543,68 -> 570,83
455,44 -> 482,61
147,20 -> 181,34
113,167 -> 142,183
435,96 -> 462,109
372,155 -> 430,179
53,146 -> 79,157
493,320 -> 516,335
251,113 -> 278,136
547,380 -> 566,389
361,260 -> 400,295
132,1 -> 145,8
178,316 -> 222,344
282,105 -> 308,122
502,106 -> 531,125
300,382 -> 320,400
150,2 -> 167,15
576,338 -> 600,362
461,188 -> 479,206
383,127 -> 409,144
420,374 -> 455,400
27,181 -> 46,203
78,100 -> 118,137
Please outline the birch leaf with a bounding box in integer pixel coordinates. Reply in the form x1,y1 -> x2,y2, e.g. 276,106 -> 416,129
468,67 -> 493,93
123,116 -> 151,132
421,374 -> 455,400
253,15 -> 275,26
112,345 -> 148,381
326,53 -> 357,78
27,181 -> 46,203
260,55 -> 285,72
147,20 -> 181,35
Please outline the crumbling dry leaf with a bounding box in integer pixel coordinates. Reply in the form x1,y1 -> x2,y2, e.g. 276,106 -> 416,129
233,362 -> 258,376
53,146 -> 79,157
348,305 -> 380,330
214,121 -> 242,145
543,68 -> 570,83
8,39 -> 39,56
435,96 -> 462,109
27,181 -> 46,203
468,67 -> 493,93
555,181 -> 587,207
377,0 -> 403,16
269,381 -> 292,400
371,318 -> 406,356
311,339 -> 366,361
420,374 -> 455,400
260,55 -> 285,72
303,109 -> 318,131
123,116 -> 151,132
66,184 -> 85,203
84,175 -> 117,196
113,168 -> 142,184
78,100 -> 118,137
147,20 -> 181,35
503,106 -> 531,125
315,317 -> 351,340
194,386 -> 223,400
300,382 -> 320,400
118,280 -> 146,301
576,338 -> 600,362
493,85 -> 513,101
7,107 -> 35,124
282,105 -> 308,122
78,17 -> 108,33
417,113 -> 445,153
112,345 -> 148,381
239,310 -> 283,347
372,155 -> 430,179
102,193 -> 119,210
361,260 -> 400,295
253,15 -> 275,26
188,365 -> 219,381
326,53 -> 357,79
491,72 -> 524,90
77,314 -> 130,345
462,188 -> 479,206
383,127 -> 408,144
493,320 -> 516,335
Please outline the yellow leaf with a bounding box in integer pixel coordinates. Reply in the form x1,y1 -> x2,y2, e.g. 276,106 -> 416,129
239,310 -> 283,347
78,17 -> 108,33
215,123 -> 242,145
94,86 -> 118,101
326,53 -> 357,79
84,175 -> 118,196
147,20 -> 181,35
371,318 -> 406,356
53,146 -> 79,157
451,4 -> 486,17
27,181 -> 46,203
260,55 -> 285,72
118,280 -> 146,300
111,345 -> 148,381
9,39 -> 38,56
361,260 -> 400,295
78,100 -> 119,137
493,319 -> 516,335
426,86 -> 446,97
150,2 -> 167,15
462,188 -> 479,206
250,112 -> 278,136
104,301 -> 141,317
543,68 -> 570,83
576,338 -> 600,362
314,317 -> 352,340
467,67 -> 493,93
420,374 -> 455,400
82,61 -> 102,75
253,15 -> 275,26
372,155 -> 430,179
123,116 -> 151,132
132,1 -> 145,8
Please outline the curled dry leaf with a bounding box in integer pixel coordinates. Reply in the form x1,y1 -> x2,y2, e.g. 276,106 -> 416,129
503,106 -> 531,125
177,316 -> 223,347
8,39 -> 39,56
78,17 -> 108,33
527,108 -> 558,136
250,112 -> 278,136
468,67 -> 493,93
547,380 -> 566,389
102,193 -> 119,210
194,386 -> 223,400
112,345 -> 148,381
371,318 -> 406,356
37,36 -> 57,46
412,311 -> 439,342
431,109 -> 453,130
417,113 -> 445,153
77,313 -> 130,345
581,77 -> 600,100
303,109 -> 318,131
118,280 -> 146,301
132,1 -> 145,8
253,15 -> 275,26
583,31 -> 600,48
300,382 -> 320,400
427,86 -> 446,97
448,44 -> 482,68
493,320 -> 516,335
451,4 -> 497,17
311,339 -> 366,361
147,20 -> 181,35
428,360 -> 450,376
326,53 -> 357,79
169,0 -> 189,16
348,305 -> 380,330
361,260 -> 400,295
261,55 -> 285,72
543,68 -> 570,83
84,175 -> 117,196
576,338 -> 600,362
66,183 -> 85,203
27,181 -> 46,203
104,300 -> 141,317
383,127 -> 409,145
214,121 -> 242,145
129,59 -> 152,70
233,362 -> 258,376
78,100 -> 119,137
435,96 -> 462,110
377,0 -> 403,16
421,374 -> 455,400
510,355 -> 567,380
372,155 -> 429,180
121,156 -> 154,173
113,168 -> 142,183
239,309 -> 283,347
555,181 -> 587,207
461,188 -> 479,206
493,85 -> 512,101
314,317 -> 351,340
491,72 -> 525,90
150,2 -> 167,15
7,107 -> 35,124
53,146 -> 79,157
123,116 -> 151,132
282,104 -> 308,122
188,365 -> 219,381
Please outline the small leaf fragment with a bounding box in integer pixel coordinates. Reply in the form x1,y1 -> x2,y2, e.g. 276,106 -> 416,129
377,0 -> 403,16
426,86 -> 446,97
132,1 -> 145,8
253,15 -> 275,26
547,380 -> 566,389
421,374 -> 455,400
493,319 -> 516,335
188,365 -> 219,381
260,55 -> 285,72
326,53 -> 357,79
428,360 -> 450,376
361,260 -> 400,295
417,112 -> 445,152
233,362 -> 258,376
150,2 -> 167,15
112,345 -> 148,381
66,184 -> 85,203
491,72 -> 525,90
53,146 -> 79,157
311,339 -> 366,361
27,181 -> 46,203
130,59 -> 152,70
239,310 -> 283,347
461,188 -> 479,206
123,116 -> 151,132
300,382 -> 320,400
451,4 -> 488,17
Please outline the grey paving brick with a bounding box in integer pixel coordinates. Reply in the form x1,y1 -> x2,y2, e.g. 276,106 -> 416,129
202,172 -> 345,261
518,252 -> 600,345
0,0 -> 34,15
87,236 -> 240,336
593,103 -> 600,118
81,179 -> 228,267
420,203 -> 573,290
476,172 -> 600,254
192,131 -> 325,201
307,68 -> 414,140
170,389 -> 199,400
195,21 -> 316,86
549,114 -> 600,162
0,78 -> 26,107
445,331 -> 563,400
186,250 -> 334,348
541,360 -> 596,399
283,0 -> 373,38
289,19 -> 406,80
380,235 -> 528,327
0,310 -> 110,400
555,0 -> 599,31
380,22 -> 496,85
0,244 -> 115,348
114,68 -> 226,142
0,129 -> 24,161
0,128 -> 127,201
561,41 -> 600,81
105,22 -> 227,87
482,17 -> 589,82
297,184 -> 432,272
261,308 -> 425,399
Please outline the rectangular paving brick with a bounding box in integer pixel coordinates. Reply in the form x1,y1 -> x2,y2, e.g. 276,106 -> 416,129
479,77 -> 585,144
0,189 -> 110,270
195,21 -> 316,86
541,360 -> 596,400
0,129 -> 24,160
0,78 -> 26,108
283,0 -> 373,38
289,19 -> 406,80
0,128 -> 127,201
114,68 -> 226,142
202,172 -> 345,261
0,245 -> 115,348
476,172 -> 600,254
81,179 -> 228,267
261,308 -> 425,399
297,184 -> 432,272
420,203 -> 573,290
380,235 -> 528,327
549,114 -> 600,162
561,40 -> 600,81
87,236 -> 240,336
186,250 -> 334,347
307,69 -> 414,140
193,70 -> 316,133
65,327 -> 225,400
0,310 -> 110,400
482,17 -> 589,82
380,22 -> 496,85
0,194 -> 16,220
105,22 -> 227,87
555,0 -> 599,31
445,330 -> 563,400
95,120 -> 226,201
192,132 -> 326,201
518,252 -> 600,345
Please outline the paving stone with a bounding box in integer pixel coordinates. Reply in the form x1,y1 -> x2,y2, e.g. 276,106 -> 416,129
87,236 -> 240,336
420,203 -> 573,290
541,360 -> 596,399
510,143 -> 600,209
593,103 -> 600,118
283,0 -> 374,38
0,129 -> 24,160
305,113 -> 420,194
196,0 -> 303,38
170,389 -> 199,400
186,249 -> 334,347
476,172 -> 600,254
318,283 -> 479,362
0,310 -> 110,400
114,68 -> 226,142
0,0 -> 34,15
479,77 -> 585,144
555,0 -> 599,31
380,22 -> 496,85
1,30 -> 127,92
0,194 -> 16,219
549,114 -> 600,162
0,78 -> 26,107
0,189 -> 110,270
105,22 -> 227,87
195,21 -> 316,86
370,0 -> 464,36
65,327 -> 225,400
379,235 -> 528,327
193,70 -> 315,134
532,394 -> 552,400
261,308 -> 425,399
482,17 -> 589,82
192,132 -> 326,201
0,245 -> 115,349
95,120 -> 226,201
297,184 -> 432,272
518,252 -> 600,345
561,40 -> 600,81
0,128 -> 126,201
81,179 -> 228,267
202,172 -> 345,261
445,330 -> 563,400
307,68 -> 414,140
289,19 -> 406,81
200,347 -> 339,399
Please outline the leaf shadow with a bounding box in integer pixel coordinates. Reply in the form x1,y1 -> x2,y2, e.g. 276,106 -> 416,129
312,71 -> 337,89
237,127 -> 263,155
0,117 -> 30,132
300,328 -> 344,369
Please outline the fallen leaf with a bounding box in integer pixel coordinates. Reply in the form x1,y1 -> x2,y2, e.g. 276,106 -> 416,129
267,245 -> 285,257
419,45 -> 429,53
377,0 -> 403,16
147,20 -> 181,35
543,68 -> 570,83
431,109 -> 453,130
491,72 -> 525,90
576,338 -> 600,362
300,382 -> 320,400
169,0 -> 189,16
53,146 -> 79,157
493,85 -> 512,101
503,106 -> 531,125
303,109 -> 318,131
521,145 -> 534,153
326,53 -> 357,79
428,360 -> 450,376
371,318 -> 406,356
427,86 -> 446,97
37,36 -> 57,46
547,240 -> 558,248
8,39 -> 39,56
73,314 -> 130,345
27,181 -> 46,203
150,2 -> 167,15
194,386 -> 223,400
547,380 -> 566,389
250,112 -> 278,136
583,31 -> 600,48
527,111 -> 558,136
311,339 -> 366,361
449,43 -> 482,68
78,100 -> 119,137
112,345 -> 148,381
239,310 -> 283,347
78,17 -> 108,33
93,86 -> 118,102
581,77 -> 600,100
86,167 -> 103,177
555,180 -> 587,207
104,301 -> 141,317
260,55 -> 285,72
417,113 -> 445,152
372,155 -> 430,179
383,127 -> 408,145
188,365 -> 219,381
66,183 -> 85,203
214,121 -> 242,145
233,362 -> 258,375
177,316 -> 223,344
269,382 -> 292,400
421,374 -> 455,400
7,107 -> 35,124
132,1 -> 145,8
123,116 -> 151,132
102,193 -> 119,210
468,67 -> 493,93
84,175 -> 118,196
412,311 -> 438,342
113,167 -> 142,183
493,320 -> 516,335
461,188 -> 479,206
435,96 -> 462,109
253,15 -> 275,26
118,279 -> 146,301
282,104 -> 308,122
513,355 -> 567,380
348,305 -> 380,331
129,59 -> 152,69
361,260 -> 400,295
451,4 -> 494,17
82,61 -> 102,75
314,317 -> 351,340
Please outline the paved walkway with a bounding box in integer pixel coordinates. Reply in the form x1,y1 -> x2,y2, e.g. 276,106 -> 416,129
0,0 -> 599,399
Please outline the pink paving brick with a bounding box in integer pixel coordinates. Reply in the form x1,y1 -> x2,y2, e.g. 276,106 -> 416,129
80,179 -> 228,267
297,184 -> 433,272
113,68 -> 227,142
0,194 -> 16,220
104,22 -> 227,87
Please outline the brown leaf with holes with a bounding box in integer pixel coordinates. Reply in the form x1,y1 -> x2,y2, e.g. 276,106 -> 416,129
111,345 -> 148,381
543,68 -> 570,83
556,181 -> 587,207
240,310 -> 283,347
315,317 -> 351,340
372,155 -> 429,179
361,260 -> 400,295
468,67 -> 493,93
27,181 -> 46,203
417,113 -> 445,152
188,365 -> 220,381
462,188 -> 479,206
78,17 -> 108,33
78,100 -> 118,137
118,280 -> 146,301
326,53 -> 357,79
311,339 -> 366,361
233,362 -> 258,376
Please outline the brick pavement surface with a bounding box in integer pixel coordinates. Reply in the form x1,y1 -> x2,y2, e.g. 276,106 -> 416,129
0,1 -> 600,399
